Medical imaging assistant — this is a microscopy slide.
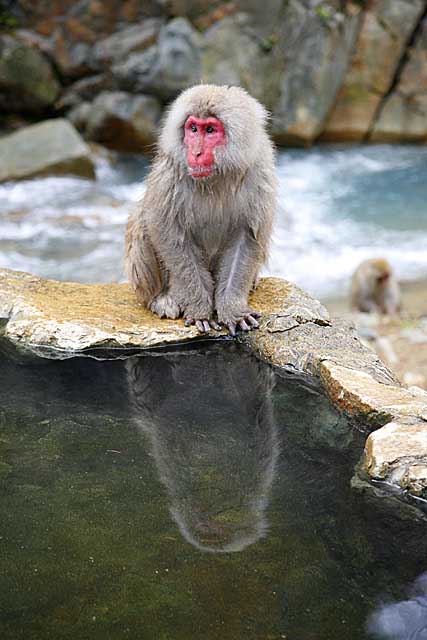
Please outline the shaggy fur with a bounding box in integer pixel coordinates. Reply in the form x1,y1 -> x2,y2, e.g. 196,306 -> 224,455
125,84 -> 277,332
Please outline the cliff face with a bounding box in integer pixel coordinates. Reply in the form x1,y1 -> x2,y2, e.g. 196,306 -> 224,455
1,0 -> 427,147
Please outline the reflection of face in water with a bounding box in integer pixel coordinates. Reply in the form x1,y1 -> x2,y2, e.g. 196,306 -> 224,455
126,345 -> 279,553
367,572 -> 427,639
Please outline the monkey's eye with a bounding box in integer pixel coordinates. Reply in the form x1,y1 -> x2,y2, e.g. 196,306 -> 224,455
206,125 -> 215,133
190,124 -> 197,132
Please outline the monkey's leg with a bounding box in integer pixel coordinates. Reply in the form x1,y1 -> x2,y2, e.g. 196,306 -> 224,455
214,231 -> 262,336
154,234 -> 220,333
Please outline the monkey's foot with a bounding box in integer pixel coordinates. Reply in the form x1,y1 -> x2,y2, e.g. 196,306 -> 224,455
150,294 -> 181,319
217,308 -> 261,337
184,316 -> 221,334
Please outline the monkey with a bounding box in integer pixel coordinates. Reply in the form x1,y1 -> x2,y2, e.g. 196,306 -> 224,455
125,84 -> 277,336
350,258 -> 401,315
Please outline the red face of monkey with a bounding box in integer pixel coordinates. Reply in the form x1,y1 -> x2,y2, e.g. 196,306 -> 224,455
184,115 -> 225,178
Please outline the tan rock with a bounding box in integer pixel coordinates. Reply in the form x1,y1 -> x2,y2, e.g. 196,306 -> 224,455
363,421 -> 427,496
371,18 -> 427,143
321,1 -> 425,142
0,270 -> 321,356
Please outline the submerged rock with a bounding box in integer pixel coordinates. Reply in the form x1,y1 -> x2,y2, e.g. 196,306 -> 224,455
0,119 -> 95,182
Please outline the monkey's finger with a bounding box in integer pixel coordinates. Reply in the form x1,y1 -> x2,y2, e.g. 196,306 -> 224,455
184,317 -> 194,326
227,322 -> 237,337
238,319 -> 250,331
250,310 -> 262,319
209,320 -> 222,331
246,315 -> 259,328
202,320 -> 211,333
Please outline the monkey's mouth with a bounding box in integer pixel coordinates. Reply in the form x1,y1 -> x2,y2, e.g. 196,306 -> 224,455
188,165 -> 215,179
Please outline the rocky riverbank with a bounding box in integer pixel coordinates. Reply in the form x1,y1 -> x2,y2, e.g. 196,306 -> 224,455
325,279 -> 427,391
1,1 -> 426,153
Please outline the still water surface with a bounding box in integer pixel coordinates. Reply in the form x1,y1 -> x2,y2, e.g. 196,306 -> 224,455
0,145 -> 426,298
1,341 -> 427,639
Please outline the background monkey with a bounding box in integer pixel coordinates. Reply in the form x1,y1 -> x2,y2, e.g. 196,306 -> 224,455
125,84 -> 277,335
350,258 -> 401,315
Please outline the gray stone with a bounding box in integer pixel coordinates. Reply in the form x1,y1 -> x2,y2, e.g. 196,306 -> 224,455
90,18 -> 164,69
113,18 -> 201,101
0,34 -> 60,113
271,1 -> 362,145
0,119 -> 95,182
57,74 -> 115,109
201,14 -> 274,107
84,91 -> 162,151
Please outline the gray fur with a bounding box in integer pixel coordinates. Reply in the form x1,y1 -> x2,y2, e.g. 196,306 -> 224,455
125,84 -> 277,332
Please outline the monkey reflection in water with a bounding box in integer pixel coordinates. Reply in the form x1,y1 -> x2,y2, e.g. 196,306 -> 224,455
126,345 -> 279,553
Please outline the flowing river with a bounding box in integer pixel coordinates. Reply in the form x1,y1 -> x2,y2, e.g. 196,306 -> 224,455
1,144 -> 427,299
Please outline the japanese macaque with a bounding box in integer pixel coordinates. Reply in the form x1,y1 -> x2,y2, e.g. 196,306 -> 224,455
350,258 -> 401,315
125,84 -> 277,335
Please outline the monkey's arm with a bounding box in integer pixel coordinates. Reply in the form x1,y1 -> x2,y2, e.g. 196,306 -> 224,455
214,228 -> 264,336
152,227 -> 221,333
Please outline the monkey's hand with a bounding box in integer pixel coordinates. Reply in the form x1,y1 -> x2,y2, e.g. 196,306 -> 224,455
216,304 -> 261,337
184,316 -> 221,334
183,300 -> 221,334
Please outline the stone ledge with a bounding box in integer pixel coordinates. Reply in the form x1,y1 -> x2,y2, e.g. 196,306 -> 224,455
1,267 -> 427,510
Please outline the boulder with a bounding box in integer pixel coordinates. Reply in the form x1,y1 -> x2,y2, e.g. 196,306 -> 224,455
1,267 -> 427,513
0,119 -> 95,182
371,18 -> 427,143
270,1 -> 362,145
321,0 -> 426,142
84,91 -> 161,151
112,18 -> 201,101
201,14 -> 274,107
57,73 -> 115,109
90,18 -> 164,69
0,34 -> 60,113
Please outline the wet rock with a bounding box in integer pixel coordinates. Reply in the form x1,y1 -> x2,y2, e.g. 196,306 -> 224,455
363,420 -> 427,497
112,18 -> 201,101
84,91 -> 161,151
0,119 -> 95,182
321,1 -> 426,142
0,34 -> 60,113
271,1 -> 361,145
90,18 -> 164,69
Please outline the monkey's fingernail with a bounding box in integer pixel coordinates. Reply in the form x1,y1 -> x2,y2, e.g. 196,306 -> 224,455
252,311 -> 261,318
184,318 -> 192,326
